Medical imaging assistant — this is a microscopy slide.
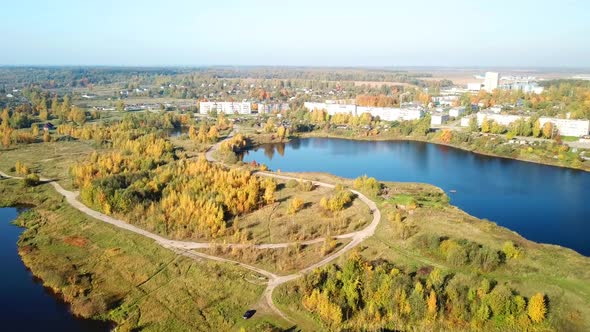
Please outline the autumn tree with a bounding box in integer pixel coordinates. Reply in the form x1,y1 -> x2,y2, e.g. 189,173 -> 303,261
528,293 -> 547,323
288,197 -> 304,214
427,290 -> 438,319
532,120 -> 541,137
207,125 -> 219,142
439,129 -> 453,143
115,100 -> 125,112
542,122 -> 553,139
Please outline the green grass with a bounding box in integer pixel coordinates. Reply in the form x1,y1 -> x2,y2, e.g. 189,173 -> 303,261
228,182 -> 371,244
0,140 -> 99,189
0,178 -> 289,331
560,136 -> 579,142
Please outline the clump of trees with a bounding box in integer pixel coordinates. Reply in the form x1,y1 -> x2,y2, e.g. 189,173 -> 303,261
415,234 -> 504,272
291,254 -> 549,330
352,175 -> 382,197
320,185 -> 354,213
73,154 -> 276,239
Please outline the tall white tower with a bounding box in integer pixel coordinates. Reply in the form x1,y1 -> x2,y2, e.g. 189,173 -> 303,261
483,72 -> 499,92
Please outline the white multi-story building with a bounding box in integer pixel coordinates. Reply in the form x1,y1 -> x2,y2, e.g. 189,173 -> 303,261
538,117 -> 590,137
303,102 -> 424,122
257,103 -> 290,114
449,107 -> 465,117
476,112 -> 528,126
357,106 -> 424,122
432,95 -> 458,106
483,72 -> 500,92
467,83 -> 482,91
460,115 -> 475,127
304,102 -> 357,116
431,113 -> 449,126
199,101 -> 252,115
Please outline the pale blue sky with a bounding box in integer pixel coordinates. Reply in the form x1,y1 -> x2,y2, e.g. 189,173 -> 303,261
2,0 -> 589,67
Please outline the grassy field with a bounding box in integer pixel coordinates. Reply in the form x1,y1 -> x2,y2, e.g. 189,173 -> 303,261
199,238 -> 350,276
0,178 -> 290,331
272,179 -> 590,332
227,180 -> 371,244
0,140 -> 99,189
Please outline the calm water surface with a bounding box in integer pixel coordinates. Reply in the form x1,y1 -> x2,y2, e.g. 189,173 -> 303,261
240,138 -> 590,256
0,207 -> 110,331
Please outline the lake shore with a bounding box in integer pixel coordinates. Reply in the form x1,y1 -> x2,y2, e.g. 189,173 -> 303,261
295,131 -> 590,173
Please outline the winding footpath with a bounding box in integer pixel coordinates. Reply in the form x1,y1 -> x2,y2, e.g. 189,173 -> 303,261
0,131 -> 382,325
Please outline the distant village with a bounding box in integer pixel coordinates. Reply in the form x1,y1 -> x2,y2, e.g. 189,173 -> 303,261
194,72 -> 590,138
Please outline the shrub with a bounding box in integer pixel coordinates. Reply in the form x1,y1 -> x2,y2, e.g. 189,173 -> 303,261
299,180 -> 314,192
502,241 -> 522,259
23,173 -> 40,187
288,197 -> 304,214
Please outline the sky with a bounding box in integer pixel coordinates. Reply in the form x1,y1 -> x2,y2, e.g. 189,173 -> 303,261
1,0 -> 589,67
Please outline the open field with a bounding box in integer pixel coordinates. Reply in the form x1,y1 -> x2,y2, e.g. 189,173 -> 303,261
0,140 -> 99,189
198,238 -> 350,276
229,180 -> 372,244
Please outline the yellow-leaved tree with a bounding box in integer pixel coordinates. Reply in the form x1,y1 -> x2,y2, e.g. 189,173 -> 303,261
527,293 -> 547,323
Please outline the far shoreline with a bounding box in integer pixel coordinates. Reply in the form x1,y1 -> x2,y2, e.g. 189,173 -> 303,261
253,131 -> 590,173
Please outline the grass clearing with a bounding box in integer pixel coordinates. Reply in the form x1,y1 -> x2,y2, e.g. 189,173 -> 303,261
0,140 -> 99,189
227,181 -> 371,244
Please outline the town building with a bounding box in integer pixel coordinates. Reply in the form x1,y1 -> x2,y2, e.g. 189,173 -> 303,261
460,115 -> 475,127
257,103 -> 290,114
483,72 -> 500,92
431,113 -> 449,126
449,107 -> 465,118
467,83 -> 482,92
199,101 -> 252,115
303,102 -> 424,122
476,112 -> 528,126
432,95 -> 458,107
538,117 -> 590,137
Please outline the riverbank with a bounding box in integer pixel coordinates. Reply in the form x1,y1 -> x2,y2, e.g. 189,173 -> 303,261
297,130 -> 590,172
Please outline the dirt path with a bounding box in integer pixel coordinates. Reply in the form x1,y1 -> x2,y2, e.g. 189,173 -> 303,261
0,131 -> 383,326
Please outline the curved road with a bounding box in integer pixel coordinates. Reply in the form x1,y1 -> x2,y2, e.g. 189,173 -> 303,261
0,131 -> 382,325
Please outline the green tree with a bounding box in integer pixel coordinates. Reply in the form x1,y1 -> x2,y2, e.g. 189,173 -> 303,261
116,100 -> 125,112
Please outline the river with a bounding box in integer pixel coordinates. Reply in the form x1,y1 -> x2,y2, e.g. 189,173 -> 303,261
240,138 -> 590,256
0,207 -> 111,331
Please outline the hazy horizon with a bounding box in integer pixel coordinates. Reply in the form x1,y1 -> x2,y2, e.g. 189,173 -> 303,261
2,0 -> 589,67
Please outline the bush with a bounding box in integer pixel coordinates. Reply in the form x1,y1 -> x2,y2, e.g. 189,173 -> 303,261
299,180 -> 314,192
288,197 -> 304,215
22,173 -> 40,187
502,241 -> 523,259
